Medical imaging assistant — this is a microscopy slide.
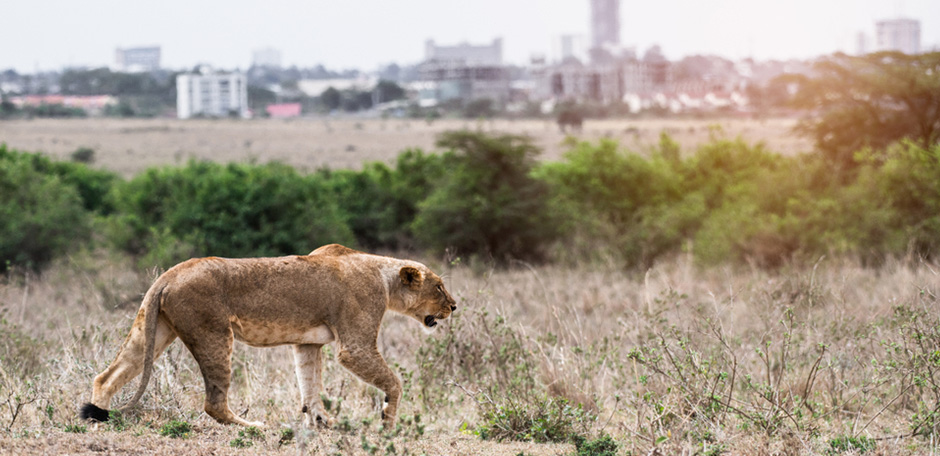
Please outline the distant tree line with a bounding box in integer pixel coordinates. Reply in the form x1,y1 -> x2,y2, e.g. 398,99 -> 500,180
3,126 -> 939,272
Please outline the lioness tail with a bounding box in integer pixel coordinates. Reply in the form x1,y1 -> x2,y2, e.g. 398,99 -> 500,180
79,285 -> 165,421
79,403 -> 110,422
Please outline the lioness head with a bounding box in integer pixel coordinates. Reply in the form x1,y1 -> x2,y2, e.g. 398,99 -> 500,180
398,266 -> 456,328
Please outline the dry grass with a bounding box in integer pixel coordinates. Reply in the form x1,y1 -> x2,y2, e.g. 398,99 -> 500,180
0,117 -> 809,177
1,250 -> 939,454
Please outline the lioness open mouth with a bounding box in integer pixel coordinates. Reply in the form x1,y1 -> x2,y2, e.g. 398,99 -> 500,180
424,315 -> 437,327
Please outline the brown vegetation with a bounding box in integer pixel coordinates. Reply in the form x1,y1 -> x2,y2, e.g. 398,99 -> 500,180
1,249 -> 938,454
0,117 -> 809,177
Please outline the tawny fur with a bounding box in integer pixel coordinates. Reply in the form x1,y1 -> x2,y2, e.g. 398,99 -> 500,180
82,244 -> 456,428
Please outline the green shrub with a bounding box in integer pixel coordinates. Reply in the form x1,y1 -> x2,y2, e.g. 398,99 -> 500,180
158,419 -> 192,438
0,144 -> 118,214
572,433 -> 619,456
477,396 -> 593,443
63,423 -> 87,433
321,149 -> 445,250
111,161 -> 354,268
826,435 -> 875,454
0,147 -> 92,271
70,147 -> 95,164
229,436 -> 252,448
869,141 -> 940,260
277,427 -> 295,446
413,131 -> 560,263
230,427 -> 264,449
51,161 -> 119,214
320,167 -> 393,249
536,137 -> 692,267
107,410 -> 129,432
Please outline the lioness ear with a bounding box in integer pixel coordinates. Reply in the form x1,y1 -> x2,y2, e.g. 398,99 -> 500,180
399,266 -> 423,290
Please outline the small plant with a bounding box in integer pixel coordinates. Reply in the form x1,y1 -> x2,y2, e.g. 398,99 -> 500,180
242,425 -> 264,441
1,376 -> 40,431
70,147 -> 95,164
278,427 -> 294,447
476,396 -> 594,443
230,425 -> 265,448
63,423 -> 87,433
158,419 -> 192,438
573,433 -> 619,456
107,410 -> 128,431
360,434 -> 379,454
826,435 -> 876,454
229,436 -> 252,448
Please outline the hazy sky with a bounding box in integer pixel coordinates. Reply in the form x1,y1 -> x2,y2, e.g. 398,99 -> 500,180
2,0 -> 938,73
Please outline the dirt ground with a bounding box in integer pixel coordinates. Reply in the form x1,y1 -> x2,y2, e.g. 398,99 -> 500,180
0,116 -> 810,177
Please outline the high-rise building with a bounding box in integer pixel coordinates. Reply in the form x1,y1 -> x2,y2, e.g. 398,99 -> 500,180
590,0 -> 620,50
425,38 -> 502,65
876,18 -> 921,54
419,38 -> 510,105
114,46 -> 161,72
855,31 -> 870,55
176,67 -> 249,119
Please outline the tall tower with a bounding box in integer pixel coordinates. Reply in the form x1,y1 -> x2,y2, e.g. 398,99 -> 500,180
590,0 -> 620,50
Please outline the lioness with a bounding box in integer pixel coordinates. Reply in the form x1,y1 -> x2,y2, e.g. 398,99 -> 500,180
79,244 -> 456,427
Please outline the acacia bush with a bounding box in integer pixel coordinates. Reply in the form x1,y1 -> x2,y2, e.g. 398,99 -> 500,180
319,148 -> 444,250
109,161 -> 354,268
537,136 -> 689,267
0,146 -> 93,271
412,131 -> 560,263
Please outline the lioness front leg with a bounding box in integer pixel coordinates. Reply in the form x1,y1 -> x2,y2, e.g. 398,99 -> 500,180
337,345 -> 402,428
292,344 -> 332,427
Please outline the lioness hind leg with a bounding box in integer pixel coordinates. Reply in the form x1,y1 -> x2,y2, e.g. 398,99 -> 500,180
91,318 -> 177,409
337,346 -> 402,428
292,344 -> 332,427
181,327 -> 262,427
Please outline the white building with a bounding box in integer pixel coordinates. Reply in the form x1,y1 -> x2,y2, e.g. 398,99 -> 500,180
876,18 -> 921,54
176,68 -> 249,119
114,46 -> 161,72
419,38 -> 510,105
425,38 -> 502,65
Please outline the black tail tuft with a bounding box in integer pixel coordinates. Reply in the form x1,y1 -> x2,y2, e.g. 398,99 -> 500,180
79,403 -> 110,422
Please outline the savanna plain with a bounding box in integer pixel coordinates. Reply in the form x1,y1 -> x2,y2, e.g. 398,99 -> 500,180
1,117 -> 938,456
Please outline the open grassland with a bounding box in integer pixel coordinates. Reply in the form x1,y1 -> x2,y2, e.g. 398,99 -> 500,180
1,252 -> 939,455
0,117 -> 809,177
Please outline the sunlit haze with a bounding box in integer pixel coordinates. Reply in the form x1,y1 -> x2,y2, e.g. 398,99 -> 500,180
2,0 -> 939,72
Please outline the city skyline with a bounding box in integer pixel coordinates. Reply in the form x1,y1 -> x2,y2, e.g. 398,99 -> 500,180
2,0 -> 939,73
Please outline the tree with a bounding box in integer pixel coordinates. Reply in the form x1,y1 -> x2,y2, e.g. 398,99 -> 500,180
320,87 -> 341,111
412,131 -> 559,263
790,51 -> 940,168
374,80 -> 405,103
462,98 -> 495,118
